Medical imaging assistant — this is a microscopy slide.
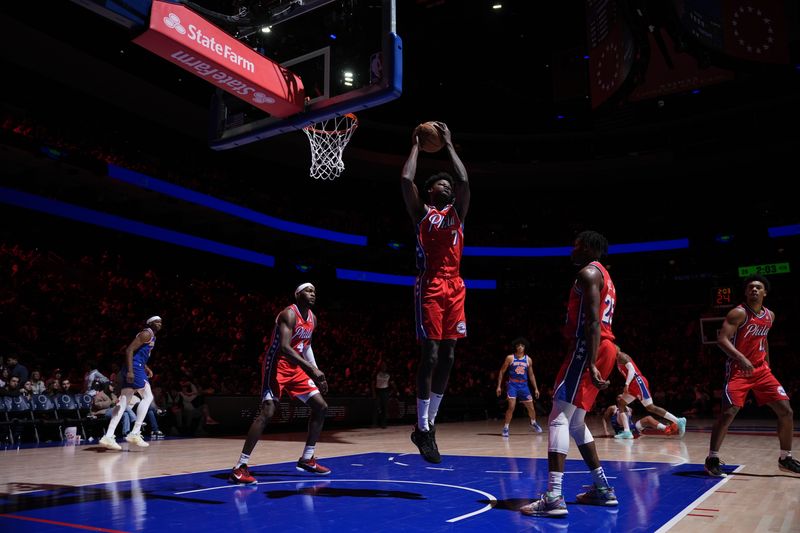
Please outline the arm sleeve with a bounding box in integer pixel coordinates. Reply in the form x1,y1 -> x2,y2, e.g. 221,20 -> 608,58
624,362 -> 636,386
303,345 -> 317,368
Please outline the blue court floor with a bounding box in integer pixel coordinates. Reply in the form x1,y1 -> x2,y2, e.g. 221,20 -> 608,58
0,452 -> 737,532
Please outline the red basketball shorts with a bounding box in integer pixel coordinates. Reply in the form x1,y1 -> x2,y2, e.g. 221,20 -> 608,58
264,359 -> 319,403
415,276 -> 466,341
724,363 -> 789,408
554,338 -> 616,411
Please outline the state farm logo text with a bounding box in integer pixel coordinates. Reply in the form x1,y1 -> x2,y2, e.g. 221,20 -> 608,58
164,13 -> 255,74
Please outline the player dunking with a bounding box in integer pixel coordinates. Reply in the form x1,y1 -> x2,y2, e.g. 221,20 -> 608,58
612,345 -> 686,439
401,121 -> 469,464
99,316 -> 160,450
496,337 -> 542,437
521,231 -> 619,517
229,283 -> 331,485
705,275 -> 800,476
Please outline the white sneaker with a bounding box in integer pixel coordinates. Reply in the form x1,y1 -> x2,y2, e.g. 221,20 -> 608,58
125,432 -> 150,447
99,435 -> 122,450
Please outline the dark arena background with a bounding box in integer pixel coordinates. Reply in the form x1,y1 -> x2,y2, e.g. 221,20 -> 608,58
1,1 -> 799,532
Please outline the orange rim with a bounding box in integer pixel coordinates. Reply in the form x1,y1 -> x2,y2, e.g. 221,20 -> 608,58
303,113 -> 358,135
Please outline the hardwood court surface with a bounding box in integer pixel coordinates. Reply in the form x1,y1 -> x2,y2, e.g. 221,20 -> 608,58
1,418 -> 798,532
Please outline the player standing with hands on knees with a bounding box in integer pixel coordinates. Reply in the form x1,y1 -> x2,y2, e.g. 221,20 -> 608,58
229,283 -> 331,485
521,231 -> 619,518
401,121 -> 470,464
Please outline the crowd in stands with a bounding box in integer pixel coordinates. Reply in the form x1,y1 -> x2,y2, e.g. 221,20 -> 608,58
3,236 -> 798,445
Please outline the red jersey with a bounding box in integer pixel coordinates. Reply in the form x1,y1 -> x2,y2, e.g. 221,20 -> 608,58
264,304 -> 315,370
565,261 -> 616,342
731,304 -> 772,367
416,204 -> 463,278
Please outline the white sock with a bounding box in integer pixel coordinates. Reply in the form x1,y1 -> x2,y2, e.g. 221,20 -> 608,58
709,450 -> 719,458
656,423 -> 666,431
780,450 -> 791,460
663,412 -> 678,424
547,471 -> 564,497
635,421 -> 645,432
417,398 -> 430,431
620,411 -> 630,432
236,453 -> 250,468
503,424 -> 509,430
428,393 -> 444,425
302,446 -> 315,460
591,466 -> 610,489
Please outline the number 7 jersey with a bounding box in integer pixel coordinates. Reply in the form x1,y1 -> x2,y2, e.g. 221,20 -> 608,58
565,261 -> 616,342
415,204 -> 463,279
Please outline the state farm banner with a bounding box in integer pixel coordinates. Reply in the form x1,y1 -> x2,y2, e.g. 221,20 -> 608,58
134,0 -> 304,117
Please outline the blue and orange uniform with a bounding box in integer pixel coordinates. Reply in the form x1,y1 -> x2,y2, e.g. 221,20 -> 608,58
119,328 -> 154,389
506,353 -> 533,401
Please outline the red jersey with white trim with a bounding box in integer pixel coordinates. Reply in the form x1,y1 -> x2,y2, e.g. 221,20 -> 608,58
565,261 -> 616,342
416,204 -> 463,278
731,304 -> 772,367
264,304 -> 315,370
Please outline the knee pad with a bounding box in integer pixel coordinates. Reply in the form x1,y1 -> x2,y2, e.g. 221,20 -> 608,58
547,404 -> 572,455
569,408 -> 594,446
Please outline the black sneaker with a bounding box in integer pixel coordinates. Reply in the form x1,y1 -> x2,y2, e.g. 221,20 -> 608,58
428,423 -> 439,454
704,456 -> 726,477
778,456 -> 800,474
411,426 -> 441,464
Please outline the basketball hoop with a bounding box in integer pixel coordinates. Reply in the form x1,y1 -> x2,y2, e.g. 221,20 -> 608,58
302,113 -> 358,180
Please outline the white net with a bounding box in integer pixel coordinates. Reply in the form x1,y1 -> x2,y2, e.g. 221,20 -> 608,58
302,113 -> 359,180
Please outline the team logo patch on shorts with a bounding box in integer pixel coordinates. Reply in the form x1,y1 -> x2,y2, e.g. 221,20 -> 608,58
778,386 -> 787,396
456,321 -> 467,334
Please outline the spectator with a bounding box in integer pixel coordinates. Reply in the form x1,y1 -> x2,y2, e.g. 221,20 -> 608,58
2,376 -> 22,397
21,380 -> 34,400
6,356 -> 29,384
177,377 -> 203,435
46,379 -> 62,396
30,370 -> 46,395
83,360 -> 110,396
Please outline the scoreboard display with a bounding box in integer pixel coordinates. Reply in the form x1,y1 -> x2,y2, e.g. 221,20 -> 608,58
711,286 -> 734,307
738,262 -> 790,277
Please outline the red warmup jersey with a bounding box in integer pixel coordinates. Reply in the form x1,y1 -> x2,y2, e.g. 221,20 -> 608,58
731,304 -> 772,367
416,204 -> 463,278
565,261 -> 616,342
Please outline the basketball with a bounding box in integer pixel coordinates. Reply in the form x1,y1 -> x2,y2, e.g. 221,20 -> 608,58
413,121 -> 444,153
